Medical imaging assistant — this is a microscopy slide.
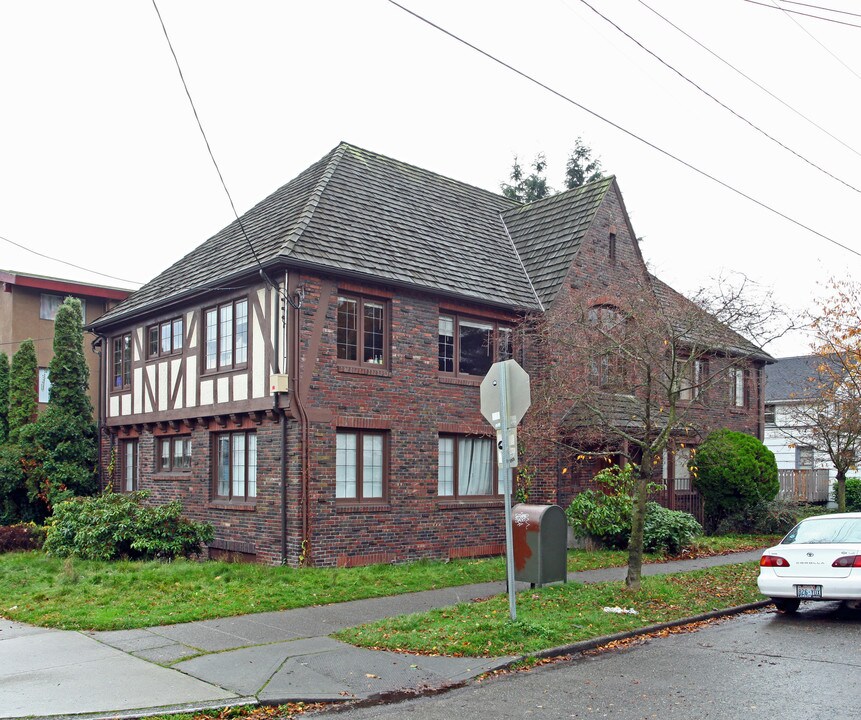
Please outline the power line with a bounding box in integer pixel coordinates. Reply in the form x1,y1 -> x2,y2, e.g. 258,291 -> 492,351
0,234 -> 142,286
635,0 -> 861,159
746,0 -> 861,28
150,0 -> 286,301
577,0 -> 861,194
752,0 -> 861,84
387,0 -> 861,260
780,0 -> 861,20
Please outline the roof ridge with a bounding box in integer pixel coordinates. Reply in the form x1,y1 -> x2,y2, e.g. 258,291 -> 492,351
278,143 -> 349,257
498,214 -> 544,311
503,174 -> 615,216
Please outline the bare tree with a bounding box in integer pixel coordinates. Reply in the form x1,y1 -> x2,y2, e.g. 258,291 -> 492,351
524,272 -> 788,590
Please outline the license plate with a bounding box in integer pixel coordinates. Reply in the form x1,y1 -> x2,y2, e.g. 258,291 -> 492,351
796,585 -> 822,599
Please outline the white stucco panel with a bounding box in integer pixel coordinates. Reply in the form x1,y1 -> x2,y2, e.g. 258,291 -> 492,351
158,362 -> 169,410
186,355 -> 197,407
134,327 -> 143,362
133,367 -> 143,414
233,374 -> 248,402
200,378 -> 213,406
252,298 -> 266,399
109,395 -> 119,417
187,310 -> 197,348
170,358 -> 182,410
217,376 -> 229,403
145,365 -> 155,413
121,393 -> 131,415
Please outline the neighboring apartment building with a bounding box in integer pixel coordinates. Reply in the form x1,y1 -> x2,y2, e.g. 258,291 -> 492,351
0,270 -> 130,415
90,142 -> 768,567
765,355 -> 836,502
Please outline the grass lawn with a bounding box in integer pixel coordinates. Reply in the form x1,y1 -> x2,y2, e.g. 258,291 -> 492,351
0,535 -> 776,631
335,562 -> 763,657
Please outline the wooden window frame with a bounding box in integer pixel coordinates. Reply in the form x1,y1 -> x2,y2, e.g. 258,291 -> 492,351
119,439 -> 139,492
336,294 -> 389,368
157,436 -> 192,473
147,317 -> 184,359
203,298 -> 249,373
729,366 -> 749,408
437,434 -> 500,498
213,430 -> 257,502
111,333 -> 132,392
438,314 -> 512,377
335,430 -> 388,502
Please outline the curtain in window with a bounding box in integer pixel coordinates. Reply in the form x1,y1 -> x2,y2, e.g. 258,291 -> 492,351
458,437 -> 492,495
235,301 -> 248,365
246,433 -> 257,497
217,436 -> 230,496
231,434 -> 246,498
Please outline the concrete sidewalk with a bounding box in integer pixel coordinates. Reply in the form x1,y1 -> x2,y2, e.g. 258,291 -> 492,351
0,550 -> 763,720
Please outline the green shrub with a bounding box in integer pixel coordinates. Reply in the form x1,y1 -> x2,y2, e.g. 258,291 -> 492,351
0,523 -> 46,553
566,465 -> 635,549
566,465 -> 701,554
715,497 -> 801,535
691,429 -> 779,534
643,503 -> 702,554
834,478 -> 861,512
43,491 -> 213,561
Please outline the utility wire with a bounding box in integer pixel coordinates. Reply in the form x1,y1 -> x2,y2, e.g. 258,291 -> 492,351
578,0 -> 861,194
0,234 -> 142,286
150,0 -> 297,306
636,0 -> 861,159
760,0 -> 861,84
747,0 -> 861,28
387,0 -> 861,260
780,0 -> 861,20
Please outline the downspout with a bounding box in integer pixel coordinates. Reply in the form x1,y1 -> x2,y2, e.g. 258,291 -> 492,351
91,334 -> 105,489
290,280 -> 311,566
272,278 -> 287,564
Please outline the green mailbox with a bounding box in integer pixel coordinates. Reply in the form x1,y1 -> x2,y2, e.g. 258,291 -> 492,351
512,504 -> 568,588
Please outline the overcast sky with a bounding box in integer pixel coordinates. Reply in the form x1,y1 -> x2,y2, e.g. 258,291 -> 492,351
3,0 -> 860,356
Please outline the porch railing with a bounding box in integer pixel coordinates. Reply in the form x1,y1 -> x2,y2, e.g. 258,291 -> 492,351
778,469 -> 831,503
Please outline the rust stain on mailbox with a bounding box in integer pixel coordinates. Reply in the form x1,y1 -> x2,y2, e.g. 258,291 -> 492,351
512,503 -> 568,587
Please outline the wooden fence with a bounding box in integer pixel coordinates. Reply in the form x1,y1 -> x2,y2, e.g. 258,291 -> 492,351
778,469 -> 831,503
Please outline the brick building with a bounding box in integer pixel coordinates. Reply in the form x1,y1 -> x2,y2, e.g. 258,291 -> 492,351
0,270 -> 129,414
90,143 -> 768,566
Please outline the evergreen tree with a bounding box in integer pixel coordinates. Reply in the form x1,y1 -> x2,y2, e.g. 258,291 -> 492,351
0,352 -> 9,444
501,140 -> 604,203
35,297 -> 98,509
564,137 -> 603,189
7,340 -> 37,443
0,340 -> 40,523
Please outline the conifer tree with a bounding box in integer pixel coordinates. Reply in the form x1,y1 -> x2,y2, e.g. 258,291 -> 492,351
7,340 -> 37,443
0,352 -> 9,444
35,297 -> 98,508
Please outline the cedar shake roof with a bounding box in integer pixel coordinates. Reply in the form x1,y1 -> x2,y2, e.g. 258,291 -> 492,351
765,354 -> 842,402
95,143 -> 541,326
502,176 -> 614,307
649,275 -> 773,362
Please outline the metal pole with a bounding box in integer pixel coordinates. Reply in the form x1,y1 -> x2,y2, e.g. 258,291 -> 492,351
499,362 -> 517,621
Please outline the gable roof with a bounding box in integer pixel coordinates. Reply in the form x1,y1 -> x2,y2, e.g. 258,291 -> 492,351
501,177 -> 614,307
766,354 -> 842,402
95,143 -> 544,327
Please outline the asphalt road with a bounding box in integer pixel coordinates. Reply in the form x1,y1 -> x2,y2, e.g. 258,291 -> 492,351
336,603 -> 861,720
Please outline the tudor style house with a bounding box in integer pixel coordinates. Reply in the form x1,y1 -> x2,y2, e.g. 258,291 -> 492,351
90,143 -> 769,567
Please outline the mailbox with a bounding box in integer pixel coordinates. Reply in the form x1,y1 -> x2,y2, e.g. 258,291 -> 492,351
511,503 -> 568,588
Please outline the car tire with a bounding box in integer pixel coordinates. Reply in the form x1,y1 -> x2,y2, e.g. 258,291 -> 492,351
772,598 -> 800,613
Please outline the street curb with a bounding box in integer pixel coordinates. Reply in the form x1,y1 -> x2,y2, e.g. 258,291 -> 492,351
316,600 -> 772,715
522,600 -> 772,661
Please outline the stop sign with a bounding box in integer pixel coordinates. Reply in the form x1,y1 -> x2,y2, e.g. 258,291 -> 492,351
480,359 -> 531,428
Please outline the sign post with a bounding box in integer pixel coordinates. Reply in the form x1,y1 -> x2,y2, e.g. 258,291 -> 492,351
480,359 -> 531,621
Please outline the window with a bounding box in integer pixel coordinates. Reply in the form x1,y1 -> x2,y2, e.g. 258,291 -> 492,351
40,293 -> 86,322
765,404 -> 776,425
663,448 -> 691,491
111,333 -> 131,390
438,436 -> 498,497
587,305 -> 627,391
214,431 -> 257,501
205,299 -> 248,371
119,439 -> 138,492
336,430 -> 386,500
438,315 -> 511,376
729,367 -> 746,408
38,367 -> 51,403
148,317 -> 184,358
797,445 -> 814,470
158,436 -> 192,472
677,359 -> 707,401
336,295 -> 386,366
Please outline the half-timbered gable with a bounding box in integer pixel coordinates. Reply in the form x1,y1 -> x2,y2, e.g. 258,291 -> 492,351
91,142 -> 769,566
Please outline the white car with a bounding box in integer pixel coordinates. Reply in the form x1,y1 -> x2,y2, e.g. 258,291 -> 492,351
758,512 -> 861,613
